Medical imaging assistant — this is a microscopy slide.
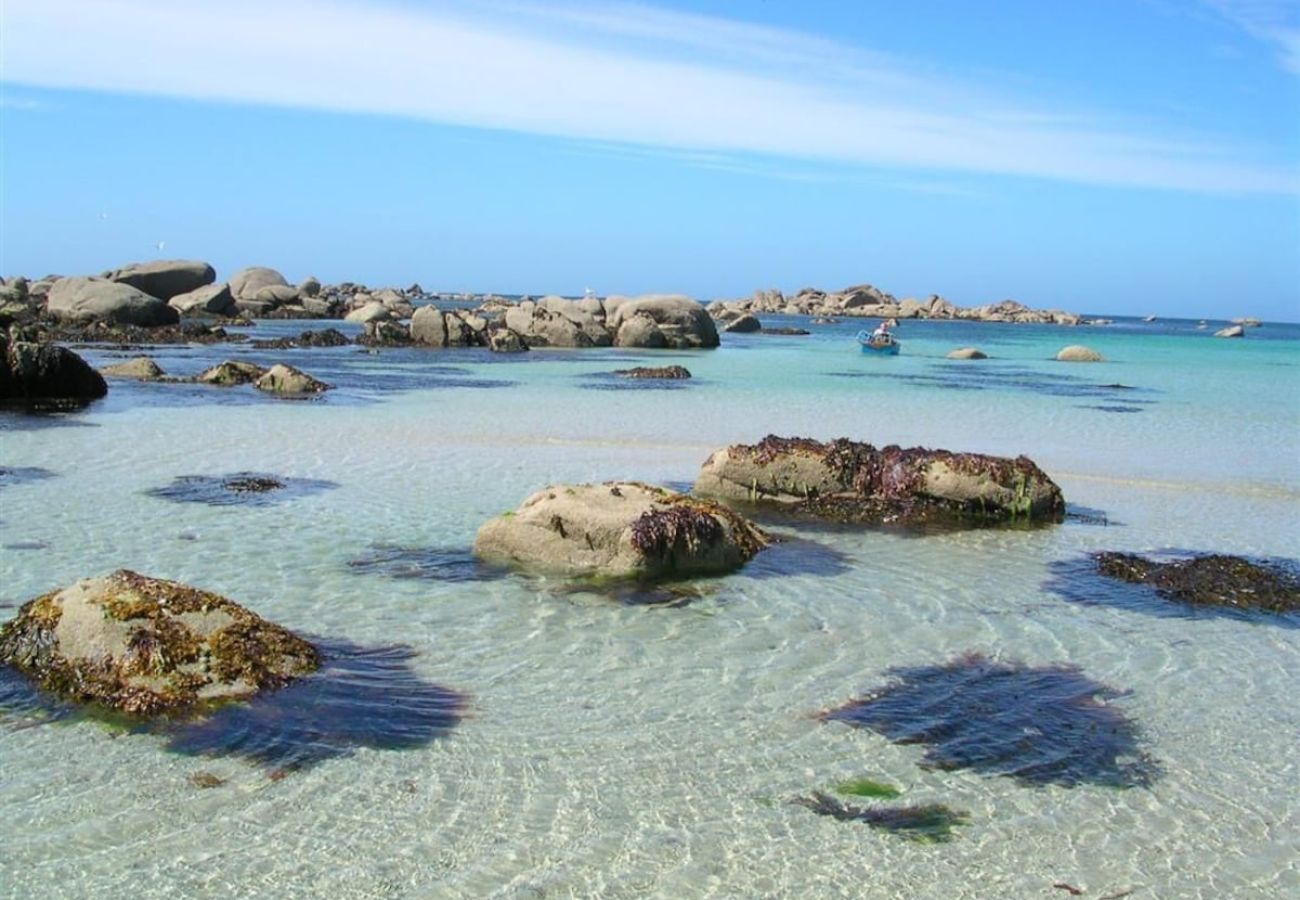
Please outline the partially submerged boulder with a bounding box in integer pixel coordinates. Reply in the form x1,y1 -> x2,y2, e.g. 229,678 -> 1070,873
613,365 -> 692,379
606,294 -> 720,349
254,363 -> 331,394
46,276 -> 180,327
197,360 -> 267,386
946,347 -> 987,360
1056,345 -> 1103,362
101,356 -> 166,380
1095,552 -> 1300,613
474,482 -> 768,579
694,435 -> 1064,526
1214,325 -> 1245,338
1,328 -> 108,410
0,570 -> 320,716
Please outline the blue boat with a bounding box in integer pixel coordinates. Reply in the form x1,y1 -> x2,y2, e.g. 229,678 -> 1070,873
857,329 -> 901,355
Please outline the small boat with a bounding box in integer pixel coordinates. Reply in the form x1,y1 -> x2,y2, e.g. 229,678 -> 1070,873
857,329 -> 900,355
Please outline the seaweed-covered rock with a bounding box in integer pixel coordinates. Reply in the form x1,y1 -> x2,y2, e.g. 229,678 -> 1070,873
254,363 -> 330,395
197,360 -> 267,386
1094,552 -> 1300,613
0,570 -> 320,716
474,482 -> 767,579
612,365 -> 691,379
694,435 -> 1064,526
0,328 -> 108,410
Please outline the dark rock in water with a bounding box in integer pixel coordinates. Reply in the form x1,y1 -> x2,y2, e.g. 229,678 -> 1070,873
612,365 -> 692,380
760,327 -> 811,336
1095,552 -> 1300,613
100,356 -> 166,380
1,328 -> 108,411
695,435 -> 1064,528
197,360 -> 266,385
0,465 -> 56,488
347,545 -> 509,583
357,320 -> 413,346
163,640 -> 465,770
0,570 -> 320,716
145,472 -> 338,507
723,314 -> 762,333
794,792 -> 969,842
251,328 -> 351,350
821,654 -> 1159,788
45,320 -> 242,346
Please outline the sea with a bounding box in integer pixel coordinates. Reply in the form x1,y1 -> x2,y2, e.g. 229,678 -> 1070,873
1,312 -> 1297,899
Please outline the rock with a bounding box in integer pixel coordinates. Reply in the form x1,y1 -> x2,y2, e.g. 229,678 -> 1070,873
410,306 -> 448,346
486,325 -> 528,353
229,266 -> 289,302
760,327 -> 810,336
946,347 -> 987,360
1143,315 -> 1157,322
251,283 -> 300,305
359,319 -> 411,345
197,360 -> 267,386
0,569 -> 319,716
1214,325 -> 1244,338
612,365 -> 691,379
46,277 -> 180,327
443,311 -> 482,346
169,282 -> 236,316
250,328 -> 350,350
1056,345 -> 1103,362
605,294 -> 719,348
612,314 -> 666,348
694,435 -> 1064,526
300,296 -> 339,317
345,301 -> 391,324
1,328 -> 108,410
504,296 -> 610,347
723,314 -> 762,333
110,259 -> 215,300
101,356 -> 165,379
474,482 -> 767,579
254,363 -> 330,394
297,276 -> 321,298
1094,553 -> 1299,613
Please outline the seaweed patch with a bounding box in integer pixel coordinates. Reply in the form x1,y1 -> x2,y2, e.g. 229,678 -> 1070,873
145,472 -> 338,507
821,654 -> 1159,788
794,791 -> 969,842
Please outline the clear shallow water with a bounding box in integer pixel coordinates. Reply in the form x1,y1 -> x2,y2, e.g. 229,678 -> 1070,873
2,315 -> 1298,898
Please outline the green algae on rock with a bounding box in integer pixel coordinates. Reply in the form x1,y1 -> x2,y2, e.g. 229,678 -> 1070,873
1094,552 -> 1300,613
694,435 -> 1064,527
795,791 -> 970,842
474,481 -> 768,579
0,570 -> 319,717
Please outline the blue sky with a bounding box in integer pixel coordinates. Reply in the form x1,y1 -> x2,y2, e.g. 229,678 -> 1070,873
2,0 -> 1297,320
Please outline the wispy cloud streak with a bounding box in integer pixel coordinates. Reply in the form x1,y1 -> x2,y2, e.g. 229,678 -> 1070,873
2,0 -> 1295,193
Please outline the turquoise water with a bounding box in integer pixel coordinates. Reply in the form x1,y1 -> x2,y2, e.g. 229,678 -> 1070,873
2,315 -> 1298,898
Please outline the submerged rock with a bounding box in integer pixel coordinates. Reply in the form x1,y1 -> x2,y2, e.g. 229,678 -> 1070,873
0,570 -> 320,716
1056,345 -> 1103,362
694,435 -> 1063,527
254,364 -> 331,395
1,328 -> 108,410
1094,552 -> 1300,613
612,365 -> 692,380
474,481 -> 768,579
821,654 -> 1158,788
946,347 -> 987,360
197,360 -> 267,386
794,792 -> 969,842
100,356 -> 166,380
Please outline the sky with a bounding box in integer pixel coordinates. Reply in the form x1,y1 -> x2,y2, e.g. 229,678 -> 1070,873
1,0 -> 1298,320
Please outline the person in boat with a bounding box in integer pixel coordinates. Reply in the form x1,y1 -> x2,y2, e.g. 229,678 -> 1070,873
870,321 -> 892,342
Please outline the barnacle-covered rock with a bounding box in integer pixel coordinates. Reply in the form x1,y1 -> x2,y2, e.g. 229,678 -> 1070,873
0,570 -> 319,716
473,482 -> 767,579
1095,552 -> 1300,613
694,435 -> 1064,527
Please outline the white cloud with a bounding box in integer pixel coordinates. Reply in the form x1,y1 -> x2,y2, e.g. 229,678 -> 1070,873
1,0 -> 1295,193
1203,0 -> 1300,73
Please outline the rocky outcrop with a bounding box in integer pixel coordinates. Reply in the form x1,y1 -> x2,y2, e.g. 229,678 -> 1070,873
230,266 -> 291,303
723,314 -> 762,334
946,347 -> 987,360
503,296 -> 612,347
110,259 -> 216,300
694,435 -> 1064,526
345,301 -> 391,324
1056,345 -> 1103,362
709,286 -> 1080,326
0,570 -> 319,716
613,366 -> 692,379
169,282 -> 237,317
254,363 -> 331,394
46,277 -> 180,327
474,482 -> 767,579
101,356 -> 165,380
1095,553 -> 1299,613
606,294 -> 719,348
0,327 -> 108,410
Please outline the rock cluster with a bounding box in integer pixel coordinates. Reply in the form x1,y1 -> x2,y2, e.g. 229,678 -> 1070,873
1,325 -> 107,410
708,285 -> 1081,325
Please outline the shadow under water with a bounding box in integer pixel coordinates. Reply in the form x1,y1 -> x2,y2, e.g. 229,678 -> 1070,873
346,544 -> 510,583
0,465 -> 57,488
145,472 -> 339,507
827,362 -> 1159,408
1045,553 -> 1300,628
821,653 -> 1160,788
1,641 -> 466,770
737,533 -> 854,579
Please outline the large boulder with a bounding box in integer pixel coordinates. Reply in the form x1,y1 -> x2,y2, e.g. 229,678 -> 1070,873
503,296 -> 611,347
694,435 -> 1064,526
169,282 -> 236,316
254,363 -> 330,394
101,356 -> 165,380
474,482 -> 767,579
947,347 -> 987,360
229,266 -> 289,302
1,328 -> 108,409
410,306 -> 448,346
197,360 -> 266,386
345,301 -> 391,324
46,277 -> 180,327
110,259 -> 215,300
0,570 -> 320,716
605,294 -> 719,348
1056,345 -> 1103,362
723,314 -> 762,334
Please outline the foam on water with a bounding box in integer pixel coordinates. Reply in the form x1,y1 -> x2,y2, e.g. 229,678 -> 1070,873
1,316 -> 1297,898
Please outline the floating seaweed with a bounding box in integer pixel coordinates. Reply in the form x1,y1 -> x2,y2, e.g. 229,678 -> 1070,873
821,654 -> 1160,788
794,791 -> 969,842
346,545 -> 508,583
834,777 -> 902,799
145,471 -> 338,507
